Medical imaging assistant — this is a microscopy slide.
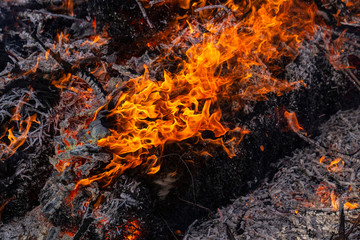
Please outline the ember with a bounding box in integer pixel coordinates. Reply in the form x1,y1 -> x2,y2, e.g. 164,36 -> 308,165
0,0 -> 359,239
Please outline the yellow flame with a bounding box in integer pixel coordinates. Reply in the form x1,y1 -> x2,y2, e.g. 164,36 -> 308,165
71,0 -> 318,194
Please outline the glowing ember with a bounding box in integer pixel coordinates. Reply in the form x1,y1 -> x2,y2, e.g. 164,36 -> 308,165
315,183 -> 333,206
71,0 -> 317,192
105,219 -> 142,240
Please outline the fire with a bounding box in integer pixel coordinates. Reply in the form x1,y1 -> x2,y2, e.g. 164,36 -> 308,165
284,111 -> 304,133
104,219 -> 142,240
123,219 -> 142,240
330,190 -> 339,210
62,0 -> 74,16
0,109 -> 37,160
0,197 -> 15,221
315,183 -> 333,206
327,158 -> 344,172
314,183 -> 359,211
319,156 -> 345,173
344,202 -> 359,210
70,0 -> 318,192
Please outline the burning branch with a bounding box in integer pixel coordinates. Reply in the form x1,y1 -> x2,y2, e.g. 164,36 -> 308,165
194,5 -> 233,16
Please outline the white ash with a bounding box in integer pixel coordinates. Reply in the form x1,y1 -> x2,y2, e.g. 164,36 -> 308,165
186,107 -> 360,240
0,206 -> 53,240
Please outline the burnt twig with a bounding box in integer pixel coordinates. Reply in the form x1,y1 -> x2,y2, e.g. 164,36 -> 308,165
195,5 -> 233,16
225,223 -> 236,240
30,31 -> 107,103
339,198 -> 345,240
345,213 -> 360,239
33,9 -> 87,22
149,0 -> 165,6
72,202 -> 95,240
294,130 -> 360,164
135,0 -> 154,28
342,68 -> 360,92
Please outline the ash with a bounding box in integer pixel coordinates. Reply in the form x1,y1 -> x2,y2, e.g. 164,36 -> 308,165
186,107 -> 360,239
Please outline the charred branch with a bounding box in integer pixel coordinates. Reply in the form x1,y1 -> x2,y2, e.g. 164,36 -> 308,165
30,32 -> 107,103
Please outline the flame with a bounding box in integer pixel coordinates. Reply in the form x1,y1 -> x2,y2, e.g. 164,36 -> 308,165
344,202 -> 359,210
23,57 -> 40,75
70,0 -> 318,192
1,114 -> 37,161
284,111 -> 304,133
319,156 -> 345,173
327,158 -> 344,172
104,219 -> 142,240
322,29 -> 351,70
81,35 -> 108,47
315,183 -> 339,210
315,183 -> 333,205
330,190 -> 339,210
62,0 -> 74,16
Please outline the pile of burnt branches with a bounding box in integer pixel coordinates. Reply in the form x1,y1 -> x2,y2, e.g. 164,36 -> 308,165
0,0 -> 359,239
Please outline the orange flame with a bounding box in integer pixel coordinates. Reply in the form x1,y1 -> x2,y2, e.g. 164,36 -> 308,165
71,0 -> 318,193
62,0 -> 74,16
330,190 -> 339,210
327,158 -> 344,173
319,156 -> 345,173
344,202 -> 359,210
284,111 -> 304,133
1,114 -> 37,161
315,183 -> 333,206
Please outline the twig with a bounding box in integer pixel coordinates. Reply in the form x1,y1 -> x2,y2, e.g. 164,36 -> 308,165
32,9 -> 87,22
149,0 -> 166,6
135,0 -> 154,28
340,21 -> 360,28
195,5 -> 232,16
225,223 -> 236,240
339,197 -> 345,240
345,213 -> 360,238
30,31 -> 107,103
342,68 -> 360,92
178,197 -> 211,213
183,220 -> 198,240
294,131 -> 360,164
160,215 -> 178,240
